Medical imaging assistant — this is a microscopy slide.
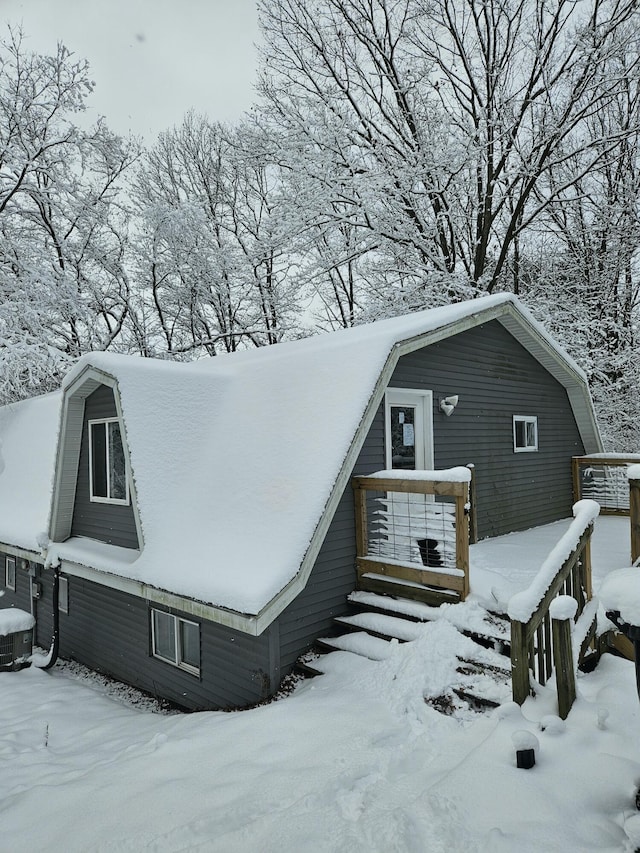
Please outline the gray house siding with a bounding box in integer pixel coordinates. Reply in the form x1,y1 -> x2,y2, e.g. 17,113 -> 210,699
71,385 -> 139,549
388,320 -> 584,537
53,574 -> 275,710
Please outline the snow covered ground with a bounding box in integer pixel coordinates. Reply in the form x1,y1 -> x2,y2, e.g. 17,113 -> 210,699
2,516 -> 640,852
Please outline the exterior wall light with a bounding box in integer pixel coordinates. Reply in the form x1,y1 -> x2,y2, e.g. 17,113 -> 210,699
440,395 -> 459,416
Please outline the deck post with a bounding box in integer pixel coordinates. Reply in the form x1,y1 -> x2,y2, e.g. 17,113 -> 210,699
630,478 -> 640,565
571,456 -> 581,505
511,620 -> 530,705
353,481 -> 368,576
552,609 -> 576,720
455,489 -> 470,600
466,463 -> 478,545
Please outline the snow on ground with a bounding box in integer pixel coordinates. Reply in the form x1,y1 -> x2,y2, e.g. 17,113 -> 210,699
2,516 -> 640,852
469,514 -> 631,609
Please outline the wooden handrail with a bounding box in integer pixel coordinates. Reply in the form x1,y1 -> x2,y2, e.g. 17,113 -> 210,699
509,507 -> 597,714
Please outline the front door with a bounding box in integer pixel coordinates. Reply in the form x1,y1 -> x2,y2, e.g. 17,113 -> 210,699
385,389 -> 434,472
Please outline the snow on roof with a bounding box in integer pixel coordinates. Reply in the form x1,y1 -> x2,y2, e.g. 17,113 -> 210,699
0,294 -> 599,620
0,391 -> 60,553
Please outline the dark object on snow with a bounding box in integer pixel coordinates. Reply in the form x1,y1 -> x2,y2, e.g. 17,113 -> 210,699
417,538 -> 443,567
607,610 -> 640,701
516,748 -> 536,770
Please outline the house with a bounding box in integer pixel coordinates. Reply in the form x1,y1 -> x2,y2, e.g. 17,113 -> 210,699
0,294 -> 602,709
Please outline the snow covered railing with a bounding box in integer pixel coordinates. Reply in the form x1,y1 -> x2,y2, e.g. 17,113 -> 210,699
508,500 -> 600,714
352,468 -> 471,601
629,465 -> 640,565
572,454 -> 640,516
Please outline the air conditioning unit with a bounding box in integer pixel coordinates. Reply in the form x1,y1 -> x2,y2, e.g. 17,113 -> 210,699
0,609 -> 35,671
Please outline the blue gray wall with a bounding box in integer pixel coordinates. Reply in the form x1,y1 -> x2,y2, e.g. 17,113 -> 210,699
389,320 -> 584,537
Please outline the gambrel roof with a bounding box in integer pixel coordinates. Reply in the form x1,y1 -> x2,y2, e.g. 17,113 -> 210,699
0,294 -> 602,634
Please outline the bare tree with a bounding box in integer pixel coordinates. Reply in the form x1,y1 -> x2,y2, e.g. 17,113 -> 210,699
132,114 -> 300,356
0,29 -> 139,401
258,0 -> 640,299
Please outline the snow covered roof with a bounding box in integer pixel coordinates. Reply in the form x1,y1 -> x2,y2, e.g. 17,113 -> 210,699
0,294 -> 602,634
0,391 -> 60,554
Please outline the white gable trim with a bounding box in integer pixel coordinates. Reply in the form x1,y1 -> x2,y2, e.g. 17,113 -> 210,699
49,366 -> 145,549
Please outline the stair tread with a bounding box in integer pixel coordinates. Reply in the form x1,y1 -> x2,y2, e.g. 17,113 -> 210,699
317,631 -> 395,661
349,590 -> 442,621
358,574 -> 460,607
335,612 -> 425,641
349,590 -> 509,642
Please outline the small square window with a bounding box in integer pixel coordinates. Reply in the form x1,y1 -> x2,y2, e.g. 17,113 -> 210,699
5,556 -> 15,591
89,418 -> 129,504
513,416 -> 538,452
151,609 -> 200,675
59,576 -> 69,613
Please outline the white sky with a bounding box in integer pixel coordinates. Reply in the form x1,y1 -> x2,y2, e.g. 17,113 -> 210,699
0,0 -> 261,140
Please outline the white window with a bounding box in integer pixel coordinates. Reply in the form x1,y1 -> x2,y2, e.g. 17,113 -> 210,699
151,609 -> 200,675
513,415 -> 538,452
89,418 -> 129,504
59,576 -> 69,613
5,556 -> 15,591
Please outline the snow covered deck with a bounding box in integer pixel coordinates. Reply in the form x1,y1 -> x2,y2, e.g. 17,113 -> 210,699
469,514 -> 631,611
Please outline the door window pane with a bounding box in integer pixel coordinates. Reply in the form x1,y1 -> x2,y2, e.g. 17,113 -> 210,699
390,406 -> 416,469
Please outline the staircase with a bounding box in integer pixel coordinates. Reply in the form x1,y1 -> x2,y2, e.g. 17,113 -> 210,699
298,586 -> 512,715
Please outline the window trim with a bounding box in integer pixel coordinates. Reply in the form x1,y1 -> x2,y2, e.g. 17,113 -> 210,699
150,608 -> 200,676
513,415 -> 538,453
88,417 -> 130,505
5,556 -> 15,591
58,576 -> 69,614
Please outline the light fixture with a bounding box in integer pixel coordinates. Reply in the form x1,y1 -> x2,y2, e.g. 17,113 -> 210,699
440,395 -> 459,416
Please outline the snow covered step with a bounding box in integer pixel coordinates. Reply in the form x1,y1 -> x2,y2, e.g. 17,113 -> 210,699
348,589 -> 511,649
348,590 -> 442,622
358,573 -> 461,607
334,612 -> 424,643
316,631 -> 395,661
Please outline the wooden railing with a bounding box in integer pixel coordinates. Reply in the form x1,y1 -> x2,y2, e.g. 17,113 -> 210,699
352,469 -> 471,600
572,454 -> 640,515
508,501 -> 599,718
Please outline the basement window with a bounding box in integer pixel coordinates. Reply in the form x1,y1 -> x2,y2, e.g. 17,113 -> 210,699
151,609 -> 200,676
513,415 -> 538,453
89,418 -> 129,504
5,556 -> 15,591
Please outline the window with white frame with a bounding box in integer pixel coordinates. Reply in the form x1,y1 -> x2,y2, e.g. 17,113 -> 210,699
513,415 -> 538,452
151,609 -> 200,675
58,576 -> 69,613
89,418 -> 129,504
5,556 -> 15,591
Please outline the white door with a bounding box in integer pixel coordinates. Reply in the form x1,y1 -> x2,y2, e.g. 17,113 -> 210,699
385,389 -> 434,472
380,389 -> 439,565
